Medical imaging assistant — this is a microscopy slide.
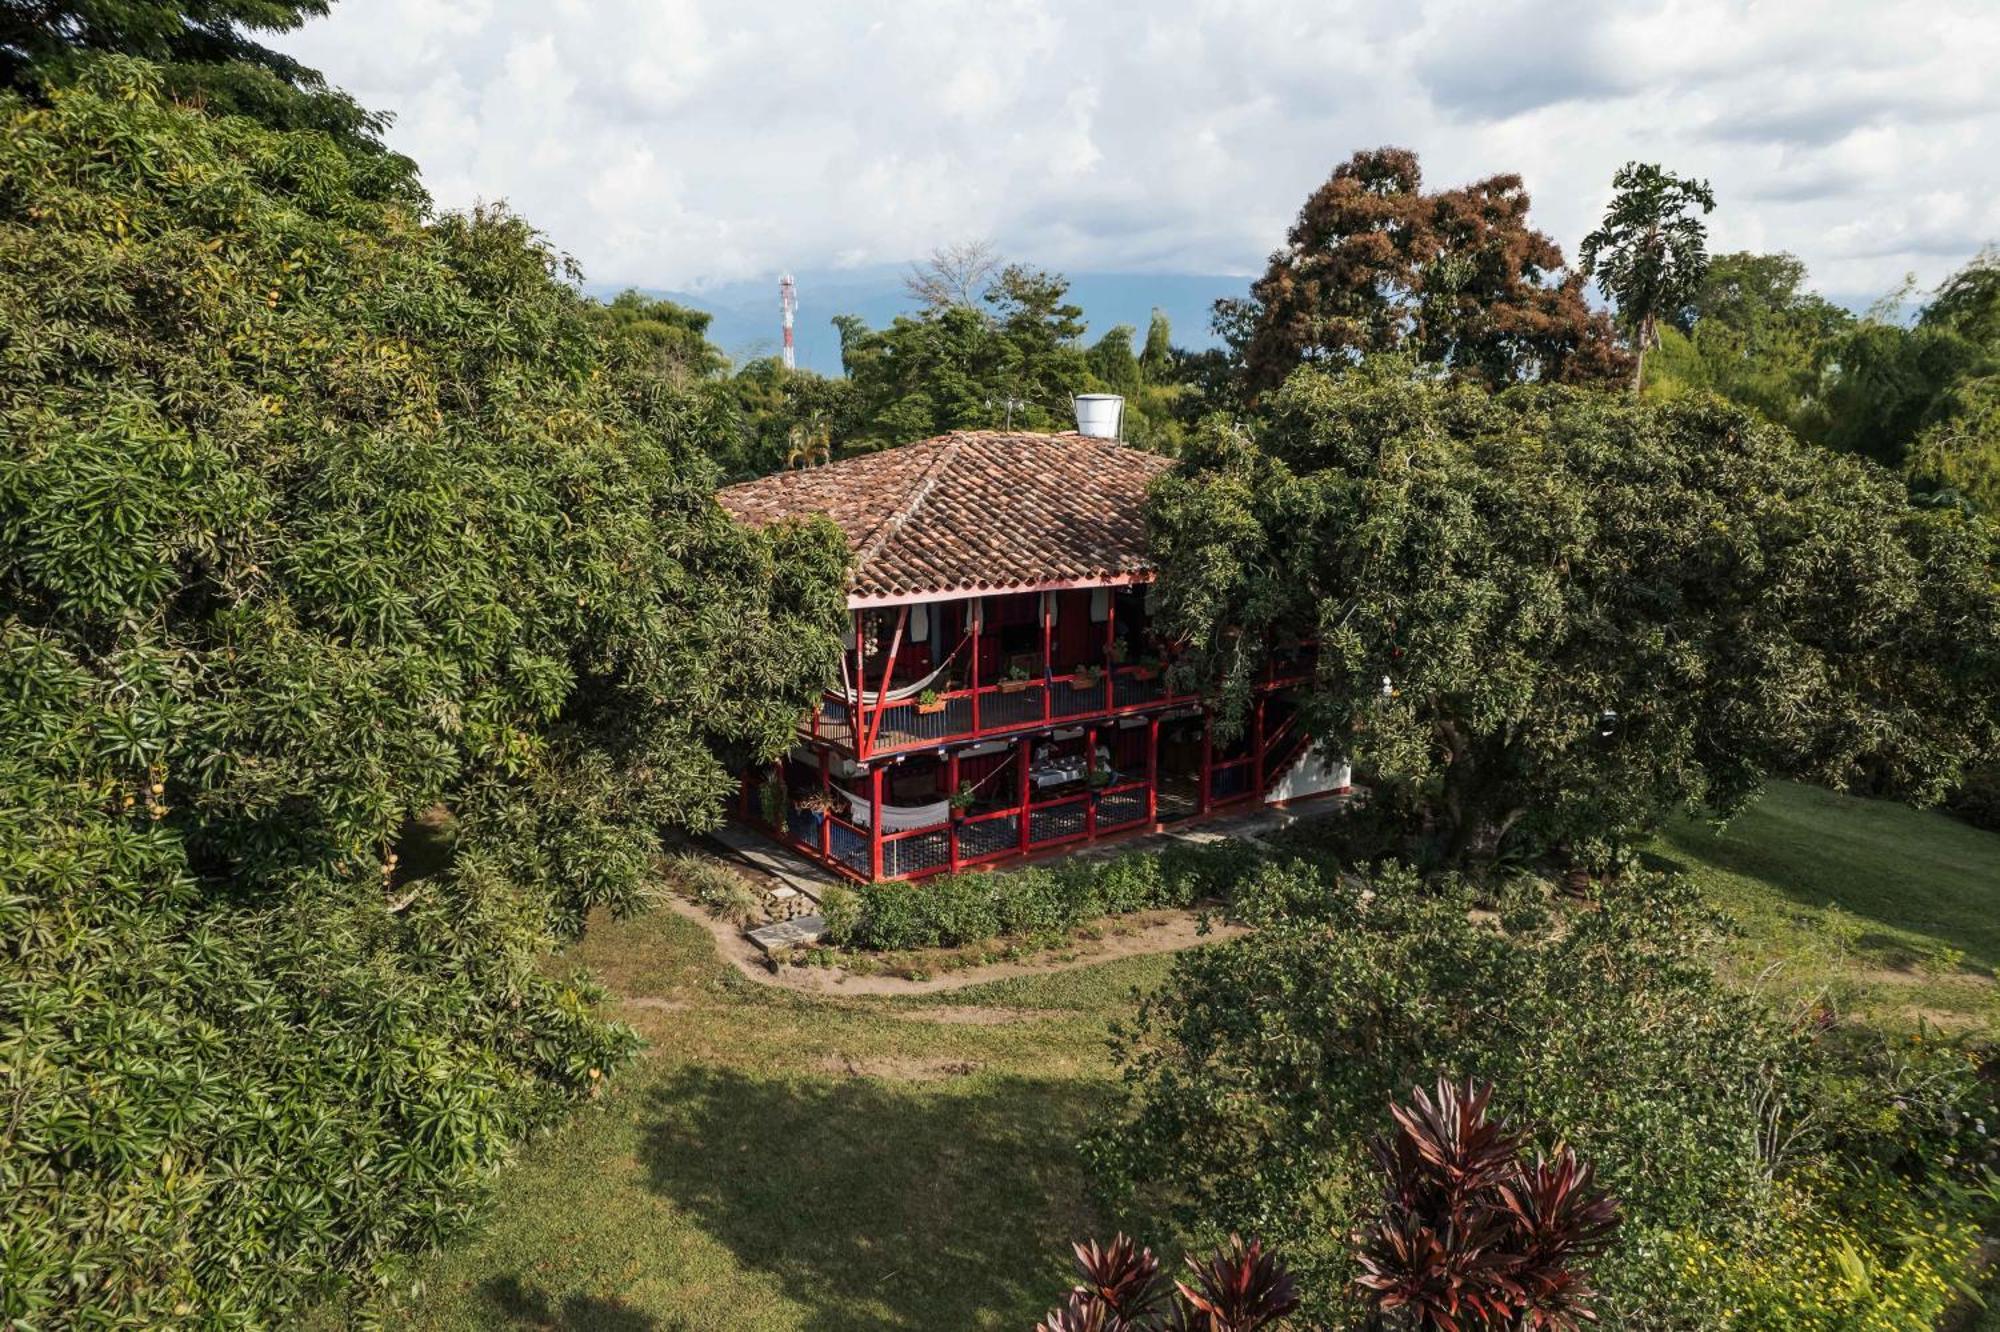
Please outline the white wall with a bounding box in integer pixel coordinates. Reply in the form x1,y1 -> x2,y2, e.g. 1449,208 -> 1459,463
1265,749 -> 1352,804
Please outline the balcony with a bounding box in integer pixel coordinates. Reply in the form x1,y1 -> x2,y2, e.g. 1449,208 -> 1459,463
805,664 -> 1194,757
806,653 -> 1316,759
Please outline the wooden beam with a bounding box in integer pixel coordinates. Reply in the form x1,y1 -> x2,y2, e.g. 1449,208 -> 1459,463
863,604 -> 909,758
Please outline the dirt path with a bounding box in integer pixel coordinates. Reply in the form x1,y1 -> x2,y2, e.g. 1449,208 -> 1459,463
659,894 -> 1246,999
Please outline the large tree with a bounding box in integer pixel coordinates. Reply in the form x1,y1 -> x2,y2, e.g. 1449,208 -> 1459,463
1578,162 -> 1717,392
1144,363 -> 2000,867
1643,251 -> 1853,433
1,0 -> 404,161
1228,148 -> 1630,399
0,62 -> 847,1322
834,262 -> 1093,447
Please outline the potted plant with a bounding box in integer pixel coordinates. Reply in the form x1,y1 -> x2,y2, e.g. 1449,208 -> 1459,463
795,789 -> 840,817
1108,639 -> 1130,666
1129,654 -> 1162,682
998,663 -> 1035,694
1086,767 -> 1113,789
948,780 -> 977,819
1070,663 -> 1102,689
758,779 -> 787,829
915,687 -> 946,715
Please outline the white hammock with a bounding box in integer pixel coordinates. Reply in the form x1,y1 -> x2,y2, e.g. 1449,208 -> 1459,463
844,626 -> 972,706
837,786 -> 950,832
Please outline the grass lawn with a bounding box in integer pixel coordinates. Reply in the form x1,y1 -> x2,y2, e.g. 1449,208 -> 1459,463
1651,780 -> 2000,1029
349,903 -> 1183,1331
354,782 -> 1997,1329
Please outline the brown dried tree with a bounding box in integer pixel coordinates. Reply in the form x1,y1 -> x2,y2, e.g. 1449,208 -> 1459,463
1231,148 -> 1630,396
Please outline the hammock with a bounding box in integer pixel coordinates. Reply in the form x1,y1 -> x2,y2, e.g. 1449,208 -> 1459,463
837,786 -> 950,832
848,627 -> 972,705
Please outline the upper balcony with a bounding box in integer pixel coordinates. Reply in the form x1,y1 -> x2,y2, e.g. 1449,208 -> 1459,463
804,641 -> 1316,759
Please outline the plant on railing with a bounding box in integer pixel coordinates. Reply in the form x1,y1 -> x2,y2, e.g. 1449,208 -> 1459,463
916,688 -> 945,714
949,781 -> 978,816
1071,664 -> 1103,688
1354,1078 -> 1620,1330
1000,662 -> 1036,692
1109,639 -> 1131,665
1035,1233 -> 1301,1332
793,789 -> 841,817
1087,768 -> 1114,789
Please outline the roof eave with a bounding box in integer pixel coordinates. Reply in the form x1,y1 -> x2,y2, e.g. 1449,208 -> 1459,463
846,570 -> 1155,610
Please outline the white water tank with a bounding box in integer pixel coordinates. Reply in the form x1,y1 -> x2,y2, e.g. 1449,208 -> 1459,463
1072,394 -> 1124,440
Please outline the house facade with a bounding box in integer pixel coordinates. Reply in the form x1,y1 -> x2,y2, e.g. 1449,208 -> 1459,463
716,424 -> 1348,884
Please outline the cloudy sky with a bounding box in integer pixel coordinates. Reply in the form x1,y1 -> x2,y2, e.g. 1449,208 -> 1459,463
281,0 -> 2000,309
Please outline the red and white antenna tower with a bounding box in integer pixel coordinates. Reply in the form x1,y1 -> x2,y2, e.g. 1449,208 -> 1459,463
779,273 -> 797,370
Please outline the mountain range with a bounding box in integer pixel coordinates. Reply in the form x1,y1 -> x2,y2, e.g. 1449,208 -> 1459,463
582,265 -> 1253,374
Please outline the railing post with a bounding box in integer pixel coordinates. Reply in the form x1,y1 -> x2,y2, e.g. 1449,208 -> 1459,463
1018,735 -> 1033,854
1084,725 -> 1098,842
1198,706 -> 1212,814
946,749 -> 961,873
1252,697 -> 1266,797
1146,716 -> 1160,825
869,764 -> 884,881
819,748 -> 832,860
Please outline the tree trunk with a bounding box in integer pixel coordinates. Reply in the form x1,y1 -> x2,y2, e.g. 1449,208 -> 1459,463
1632,314 -> 1651,396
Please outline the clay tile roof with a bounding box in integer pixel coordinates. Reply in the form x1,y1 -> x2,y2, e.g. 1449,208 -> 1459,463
717,430 -> 1176,604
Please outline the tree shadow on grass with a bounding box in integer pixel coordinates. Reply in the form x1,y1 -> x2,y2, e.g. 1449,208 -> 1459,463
636,1065 -> 1116,1332
477,1275 -> 664,1331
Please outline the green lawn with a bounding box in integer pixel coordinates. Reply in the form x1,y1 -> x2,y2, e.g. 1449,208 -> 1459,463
1651,781 -> 2000,1029
347,905 -> 1181,1331
353,783 -> 1998,1329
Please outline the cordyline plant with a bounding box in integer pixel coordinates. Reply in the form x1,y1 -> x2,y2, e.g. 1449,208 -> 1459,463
1354,1079 -> 1619,1330
1036,1233 -> 1301,1331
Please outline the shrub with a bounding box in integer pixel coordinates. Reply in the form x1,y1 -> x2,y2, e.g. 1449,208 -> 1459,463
1084,860 -> 1994,1325
839,842 -> 1268,954
818,884 -> 861,945
665,854 -> 761,925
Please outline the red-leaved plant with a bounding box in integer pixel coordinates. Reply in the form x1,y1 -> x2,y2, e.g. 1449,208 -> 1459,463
1354,1078 -> 1619,1330
1036,1233 -> 1301,1332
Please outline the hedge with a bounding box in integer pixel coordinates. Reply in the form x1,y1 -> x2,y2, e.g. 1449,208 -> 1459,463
823,841 -> 1264,952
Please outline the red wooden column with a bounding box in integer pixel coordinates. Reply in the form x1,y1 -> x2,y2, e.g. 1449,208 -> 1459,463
1103,592 -> 1117,713
1198,706 -> 1213,814
968,598 -> 982,735
1084,724 -> 1098,841
1145,716 -> 1160,824
818,748 -> 832,859
946,749 -> 961,872
1040,592 -> 1053,724
868,764 -> 885,881
1017,735 -> 1034,854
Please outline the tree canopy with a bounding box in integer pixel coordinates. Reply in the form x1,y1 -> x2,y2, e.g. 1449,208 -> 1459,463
0,60 -> 846,1322
1225,148 -> 1630,399
1144,363 -> 2000,867
1,0 -> 407,164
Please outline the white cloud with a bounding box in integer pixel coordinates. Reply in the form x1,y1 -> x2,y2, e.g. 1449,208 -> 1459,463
280,0 -> 2000,305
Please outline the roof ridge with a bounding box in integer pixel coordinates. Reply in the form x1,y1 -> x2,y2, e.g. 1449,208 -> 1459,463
849,436 -> 963,576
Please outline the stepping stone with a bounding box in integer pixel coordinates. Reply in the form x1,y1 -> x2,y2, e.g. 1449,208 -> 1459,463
747,914 -> 828,953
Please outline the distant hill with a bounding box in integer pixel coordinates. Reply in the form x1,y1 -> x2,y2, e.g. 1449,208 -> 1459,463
582,265 -> 1251,374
